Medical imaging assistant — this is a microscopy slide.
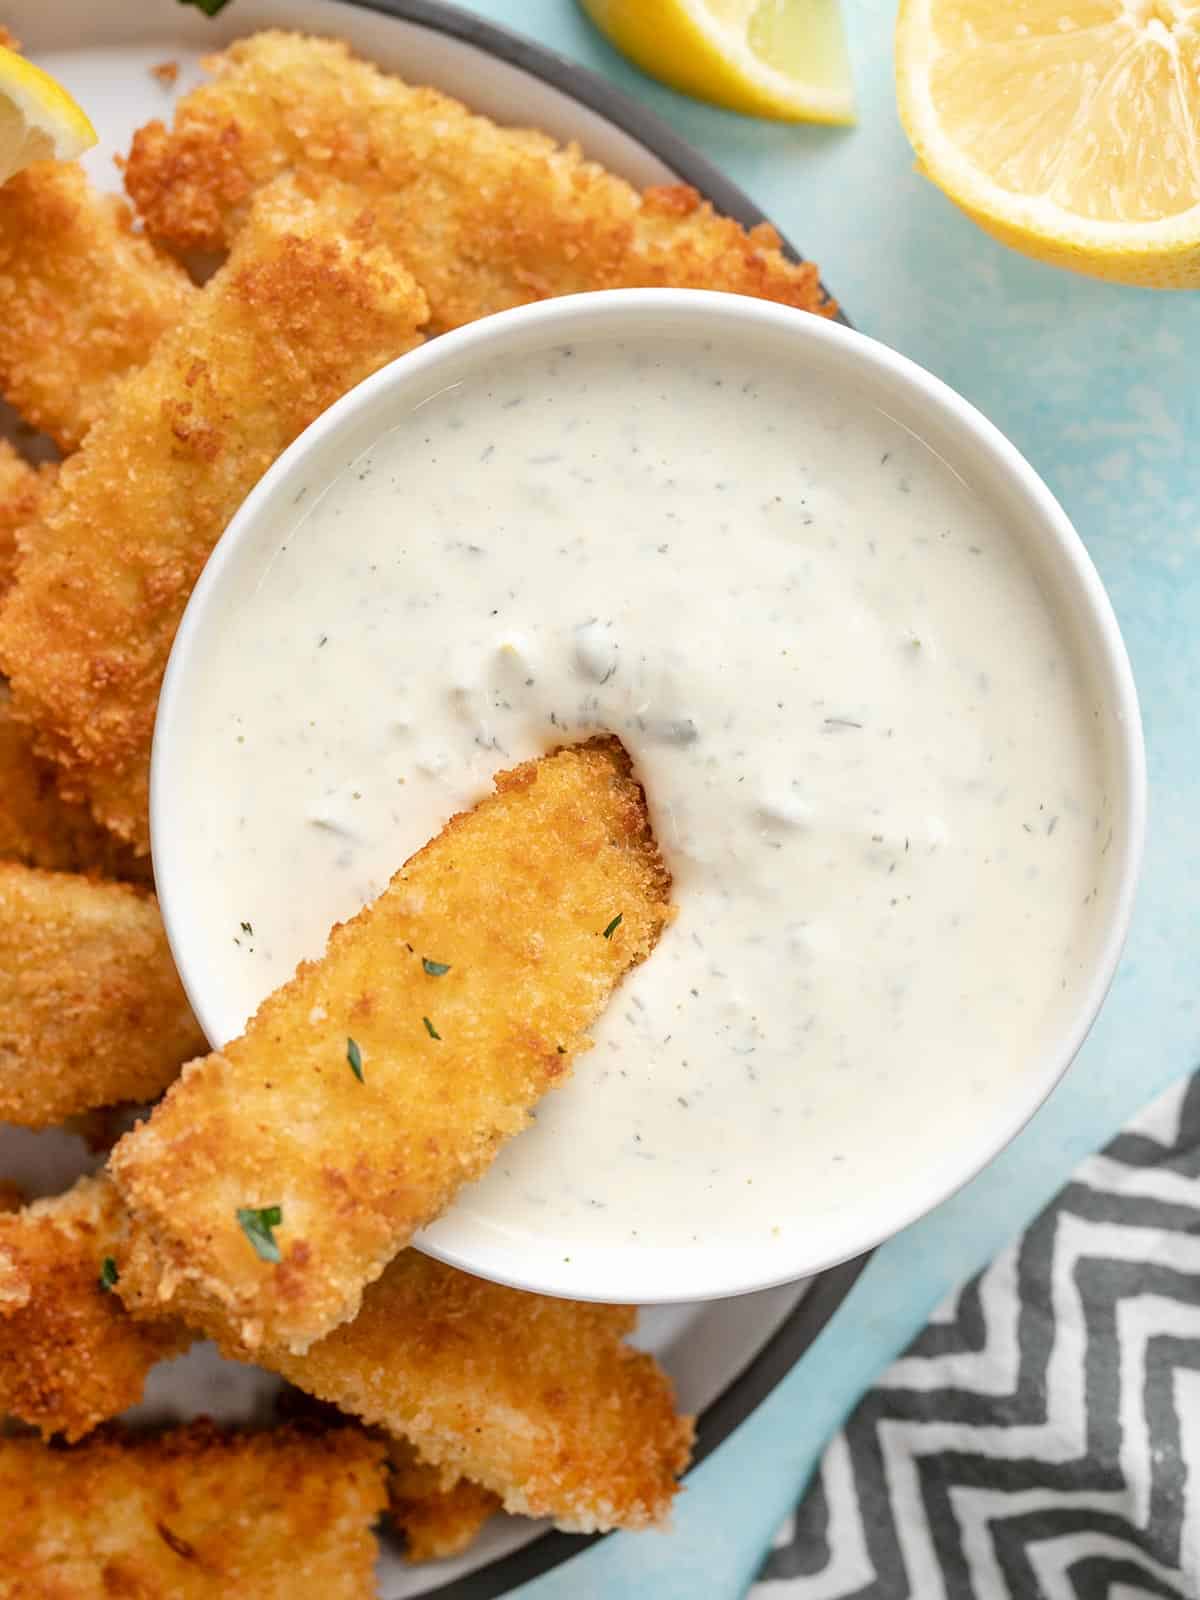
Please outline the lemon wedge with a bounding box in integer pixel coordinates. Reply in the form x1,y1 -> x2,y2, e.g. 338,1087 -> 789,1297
0,45 -> 96,186
579,0 -> 855,124
896,0 -> 1200,287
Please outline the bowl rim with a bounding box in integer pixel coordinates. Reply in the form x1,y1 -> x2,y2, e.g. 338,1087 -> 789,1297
153,287 -> 1147,1305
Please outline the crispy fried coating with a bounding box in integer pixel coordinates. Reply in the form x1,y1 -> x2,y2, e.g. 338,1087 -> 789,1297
0,1180 -> 21,1213
0,864 -> 204,1126
0,161 -> 193,451
110,740 -> 672,1354
119,1240 -> 692,1533
0,1176 -> 189,1440
0,1420 -> 387,1597
0,686 -> 150,883
0,174 -> 430,852
386,1438 -> 499,1563
124,30 -> 834,333
0,439 -> 50,596
24,1175 -> 689,1534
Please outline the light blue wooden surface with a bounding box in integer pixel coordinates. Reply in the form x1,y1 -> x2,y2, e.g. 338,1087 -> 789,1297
459,4 -> 1197,1595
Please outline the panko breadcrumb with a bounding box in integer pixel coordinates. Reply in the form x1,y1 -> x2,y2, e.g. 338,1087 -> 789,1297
0,1171 -> 687,1534
386,1438 -> 500,1563
118,1237 -> 693,1533
0,171 -> 428,852
0,686 -> 150,883
0,160 -> 193,451
124,30 -> 835,333
0,864 -> 204,1127
0,1420 -> 387,1598
0,1175 -> 190,1440
0,438 -> 50,596
111,739 -> 672,1354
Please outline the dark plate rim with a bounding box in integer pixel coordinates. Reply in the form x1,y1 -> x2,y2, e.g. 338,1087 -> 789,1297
299,1 -> 854,1591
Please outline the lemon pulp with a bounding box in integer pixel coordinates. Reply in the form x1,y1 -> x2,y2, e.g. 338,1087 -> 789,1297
896,0 -> 1200,286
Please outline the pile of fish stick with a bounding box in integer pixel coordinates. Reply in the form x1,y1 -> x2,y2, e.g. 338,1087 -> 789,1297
0,29 -> 832,1592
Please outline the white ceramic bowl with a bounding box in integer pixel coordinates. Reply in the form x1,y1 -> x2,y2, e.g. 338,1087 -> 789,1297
153,289 -> 1145,1305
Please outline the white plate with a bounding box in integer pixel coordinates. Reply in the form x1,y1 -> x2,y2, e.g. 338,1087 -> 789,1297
2,3 -> 857,1593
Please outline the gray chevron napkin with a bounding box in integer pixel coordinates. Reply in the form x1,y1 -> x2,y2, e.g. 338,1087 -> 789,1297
751,1068 -> 1200,1599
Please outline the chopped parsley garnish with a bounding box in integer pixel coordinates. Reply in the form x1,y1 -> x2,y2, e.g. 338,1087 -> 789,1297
99,1256 -> 119,1292
422,1016 -> 442,1040
177,0 -> 232,15
237,1204 -> 283,1263
422,957 -> 451,976
602,913 -> 623,940
347,1036 -> 364,1083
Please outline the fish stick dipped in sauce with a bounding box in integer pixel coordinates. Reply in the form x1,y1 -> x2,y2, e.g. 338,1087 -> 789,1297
110,739 -> 672,1354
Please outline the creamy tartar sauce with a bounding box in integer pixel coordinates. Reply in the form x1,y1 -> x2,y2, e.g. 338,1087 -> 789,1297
176,334 -> 1110,1255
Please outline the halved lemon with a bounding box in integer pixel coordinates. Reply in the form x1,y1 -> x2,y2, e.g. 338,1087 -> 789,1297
0,45 -> 96,186
579,0 -> 855,125
896,0 -> 1200,287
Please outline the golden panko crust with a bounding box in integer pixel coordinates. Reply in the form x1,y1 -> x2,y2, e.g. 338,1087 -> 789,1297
0,172 -> 429,851
0,864 -> 204,1127
118,1237 -> 693,1533
0,1175 -> 190,1440
0,1420 -> 387,1597
0,687 -> 151,884
124,30 -> 836,332
0,439 -> 51,597
386,1438 -> 500,1563
0,160 -> 193,451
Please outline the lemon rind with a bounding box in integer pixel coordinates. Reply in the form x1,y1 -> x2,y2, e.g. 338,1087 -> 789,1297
582,0 -> 856,126
0,47 -> 96,169
895,4 -> 1200,287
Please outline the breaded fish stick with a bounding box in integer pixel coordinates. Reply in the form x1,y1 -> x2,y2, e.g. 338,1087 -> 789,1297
0,438 -> 50,595
0,687 -> 149,882
119,1241 -> 692,1533
0,1420 -> 387,1597
124,30 -> 834,333
0,1172 -> 686,1531
0,174 -> 429,851
0,864 -> 204,1126
0,1176 -> 189,1440
111,740 -> 671,1354
0,161 -> 193,450
386,1439 -> 500,1563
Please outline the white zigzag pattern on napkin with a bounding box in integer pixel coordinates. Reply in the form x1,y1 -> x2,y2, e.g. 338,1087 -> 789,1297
751,1070 -> 1200,1599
